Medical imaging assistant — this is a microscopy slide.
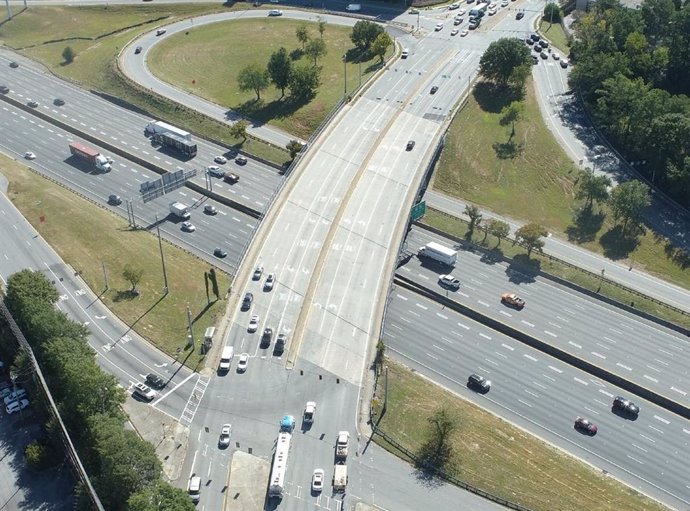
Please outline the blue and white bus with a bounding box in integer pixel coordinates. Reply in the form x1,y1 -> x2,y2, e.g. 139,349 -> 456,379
469,2 -> 488,18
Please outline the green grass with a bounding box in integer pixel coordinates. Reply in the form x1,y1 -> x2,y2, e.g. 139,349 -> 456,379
0,5 -> 289,165
1,154 -> 227,369
373,358 -> 670,511
147,18 -> 391,139
423,208 -> 690,330
434,78 -> 690,294
539,19 -> 570,55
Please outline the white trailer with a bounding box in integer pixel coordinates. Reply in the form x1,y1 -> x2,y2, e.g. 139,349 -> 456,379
332,464 -> 348,492
145,120 -> 192,141
268,432 -> 291,498
169,201 -> 191,219
418,242 -> 457,266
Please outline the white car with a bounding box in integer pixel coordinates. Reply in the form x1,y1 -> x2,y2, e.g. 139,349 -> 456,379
439,274 -> 461,289
24,151 -> 36,160
264,273 -> 276,291
451,28 -> 459,36
461,29 -> 469,36
207,165 -> 225,178
488,7 -> 496,14
311,468 -> 325,492
214,155 -> 227,164
268,9 -> 283,15
133,382 -> 156,401
248,315 -> 260,333
501,0 -> 509,5
552,52 -> 560,60
435,22 -> 444,31
458,8 -> 466,14
6,398 -> 30,414
219,424 -> 232,447
237,353 -> 249,372
3,389 -> 26,406
181,221 -> 196,232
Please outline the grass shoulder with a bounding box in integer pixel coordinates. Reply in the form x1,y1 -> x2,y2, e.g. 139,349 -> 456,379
1,154 -> 226,369
538,19 -> 570,55
372,358 -> 669,511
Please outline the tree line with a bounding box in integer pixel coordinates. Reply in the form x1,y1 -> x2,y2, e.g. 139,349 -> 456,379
569,0 -> 690,206
4,270 -> 194,511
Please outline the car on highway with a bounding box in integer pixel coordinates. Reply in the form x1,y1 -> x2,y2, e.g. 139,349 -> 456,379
214,155 -> 227,164
237,353 -> 249,372
253,265 -> 264,280
108,194 -> 122,205
224,172 -> 240,184
468,374 -> 491,392
204,204 -> 218,215
449,2 -> 460,9
501,292 -> 525,309
454,18 -> 462,25
406,140 -> 416,151
135,46 -> 143,54
311,469 -> 325,492
435,22 -> 443,31
458,8 -> 466,14
53,98 -> 65,106
408,8 -> 419,13
218,424 -> 232,447
248,315 -> 260,333
516,11 -> 524,19
133,382 -> 156,401
181,221 -> 196,232
24,151 -> 36,160
501,0 -> 508,6
268,9 -> 283,15
275,333 -> 287,353
488,6 -> 496,14
261,327 -> 273,348
574,417 -> 597,435
430,85 -> 439,94
612,396 -> 640,417
235,155 -> 248,165
156,29 -> 166,36
468,19 -> 479,29
206,165 -> 225,178
9,61 -> 19,68
451,28 -> 459,36
6,398 -> 30,414
241,292 -> 254,311
461,29 -> 468,36
438,274 -> 461,289
0,85 -> 9,94
145,373 -> 165,389
214,248 -> 228,258
27,100 -> 38,108
264,273 -> 276,291
188,476 -> 201,503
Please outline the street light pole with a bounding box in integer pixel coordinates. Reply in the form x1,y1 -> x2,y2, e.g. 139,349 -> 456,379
155,215 -> 169,294
343,54 -> 348,96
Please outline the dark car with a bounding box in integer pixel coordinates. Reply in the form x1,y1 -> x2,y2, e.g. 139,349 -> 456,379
525,37 -> 534,45
53,98 -> 65,106
9,61 -> 19,68
156,29 -> 166,36
430,86 -> 439,94
540,51 -> 548,59
241,292 -> 254,311
530,33 -> 540,42
214,248 -> 228,258
532,55 -> 539,65
534,45 -> 542,53
135,46 -> 143,54
406,140 -> 416,151
145,373 -> 166,389
261,327 -> 273,348
516,11 -> 524,19
574,417 -> 598,436
27,100 -> 38,108
468,374 -> 491,393
0,85 -> 9,94
224,172 -> 240,184
235,155 -> 248,165
108,194 -> 122,205
539,39 -> 549,48
612,396 -> 640,417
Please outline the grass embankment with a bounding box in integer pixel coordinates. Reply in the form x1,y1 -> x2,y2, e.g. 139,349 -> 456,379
148,18 -> 391,140
1,155 -> 226,369
0,5 -> 288,165
372,358 -> 669,511
434,78 -> 690,295
539,19 -> 571,55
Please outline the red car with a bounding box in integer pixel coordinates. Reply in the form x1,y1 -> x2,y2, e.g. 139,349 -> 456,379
501,292 -> 525,310
574,417 -> 598,436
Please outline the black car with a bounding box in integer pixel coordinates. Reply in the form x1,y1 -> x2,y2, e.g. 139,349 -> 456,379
539,39 -> 549,48
54,98 -> 65,106
108,194 -> 122,205
540,51 -> 548,59
612,396 -> 640,417
0,85 -> 9,94
468,374 -> 491,392
235,155 -> 248,165
9,61 -> 19,68
430,86 -> 439,94
145,373 -> 165,389
241,292 -> 254,311
534,45 -> 542,53
135,46 -> 143,54
261,327 -> 273,348
516,11 -> 524,19
214,248 -> 228,258
525,37 -> 534,45
406,140 -> 416,151
530,33 -> 540,42
27,100 -> 38,108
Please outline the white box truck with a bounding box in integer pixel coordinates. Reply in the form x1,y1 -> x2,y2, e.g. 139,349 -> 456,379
335,431 -> 349,460
169,201 -> 191,219
332,464 -> 348,492
418,242 -> 457,266
145,120 -> 192,141
346,3 -> 361,10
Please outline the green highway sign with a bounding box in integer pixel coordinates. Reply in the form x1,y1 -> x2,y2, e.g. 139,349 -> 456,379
411,201 -> 426,221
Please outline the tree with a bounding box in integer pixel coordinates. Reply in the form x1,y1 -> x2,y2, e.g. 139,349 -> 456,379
375,339 -> 385,373
237,64 -> 269,101
487,219 -> 510,247
371,32 -> 392,63
267,47 -> 292,98
122,265 -> 143,293
479,38 -> 531,88
500,101 -> 524,139
576,170 -> 611,208
417,407 -> 458,471
608,180 -> 651,232
465,205 -> 482,236
543,3 -> 562,23
286,140 -> 304,159
305,38 -> 327,66
515,223 -> 547,257
317,17 -> 327,39
351,20 -> 384,50
62,46 -> 75,63
229,119 -> 249,142
288,64 -> 321,100
128,480 -> 196,511
296,24 -> 310,49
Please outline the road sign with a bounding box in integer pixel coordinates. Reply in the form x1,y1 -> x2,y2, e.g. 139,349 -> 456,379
410,201 -> 426,221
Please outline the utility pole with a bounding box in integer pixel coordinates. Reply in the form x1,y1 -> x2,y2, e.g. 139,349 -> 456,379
343,54 -> 348,96
156,215 -> 169,294
186,305 -> 195,351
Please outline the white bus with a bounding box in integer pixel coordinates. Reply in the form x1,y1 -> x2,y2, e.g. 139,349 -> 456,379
469,2 -> 488,17
268,432 -> 291,498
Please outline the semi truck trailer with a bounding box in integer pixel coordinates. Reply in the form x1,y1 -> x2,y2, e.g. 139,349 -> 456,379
152,131 -> 197,157
417,242 -> 457,266
68,142 -> 112,172
144,120 -> 192,140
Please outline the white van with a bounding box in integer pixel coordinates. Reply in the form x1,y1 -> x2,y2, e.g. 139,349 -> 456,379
219,346 -> 234,372
401,48 -> 409,59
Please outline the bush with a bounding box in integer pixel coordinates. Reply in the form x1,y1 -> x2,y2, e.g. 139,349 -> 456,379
25,440 -> 58,471
62,46 -> 75,64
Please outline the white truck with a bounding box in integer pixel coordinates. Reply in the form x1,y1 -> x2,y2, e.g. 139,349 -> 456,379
169,201 -> 191,220
418,242 -> 457,266
145,120 -> 192,141
303,402 -> 316,424
346,3 -> 361,10
335,431 -> 349,460
332,464 -> 348,492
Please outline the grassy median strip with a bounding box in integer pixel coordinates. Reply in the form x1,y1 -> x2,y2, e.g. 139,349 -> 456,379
538,20 -> 570,55
2,5 -> 289,164
434,78 -> 690,293
1,155 -> 226,368
372,358 -> 669,511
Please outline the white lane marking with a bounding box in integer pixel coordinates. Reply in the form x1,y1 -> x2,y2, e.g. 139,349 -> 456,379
432,344 -> 445,352
416,303 -> 428,310
573,377 -> 588,386
643,374 -> 658,383
595,343 -> 610,351
555,316 -> 569,323
657,348 -> 673,356
521,320 -> 535,327
426,352 -> 439,360
436,312 -> 448,319
477,300 -> 490,307
397,294 -> 408,300
654,415 -> 670,425
547,322 -> 561,330
525,389 -> 540,398
627,455 -> 644,465
671,386 -> 688,396
533,381 -> 547,390
639,433 -> 656,443
541,374 -> 556,382
544,330 -> 558,338
518,399 -> 533,408
523,354 -> 537,362
457,322 -> 470,330
458,291 -> 470,298
653,358 -> 669,366
648,425 -> 664,434
603,336 -> 617,344
479,333 -> 492,340
591,352 -> 606,359
499,310 -> 512,317
616,362 -> 632,371
495,351 -> 507,359
598,389 -> 614,398
584,406 -> 598,415
548,366 -> 563,374
440,337 -> 454,345
484,358 -> 499,367
682,429 -> 690,436
608,327 -> 623,334
568,341 -> 582,349
501,343 -> 515,351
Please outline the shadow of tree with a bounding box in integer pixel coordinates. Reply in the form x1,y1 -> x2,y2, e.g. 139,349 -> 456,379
290,48 -> 304,61
473,81 -> 523,114
664,241 -> 690,270
566,206 -> 605,243
492,140 -> 523,159
506,254 -> 540,283
480,248 -> 504,265
235,95 -> 311,126
599,225 -> 641,260
113,289 -> 140,302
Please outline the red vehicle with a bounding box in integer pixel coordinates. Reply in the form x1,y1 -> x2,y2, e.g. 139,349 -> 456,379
574,417 -> 598,436
501,292 -> 525,310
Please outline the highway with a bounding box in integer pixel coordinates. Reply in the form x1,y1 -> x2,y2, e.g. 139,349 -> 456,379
402,226 -> 690,411
0,50 -> 282,215
382,285 -> 690,509
0,100 -> 257,272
